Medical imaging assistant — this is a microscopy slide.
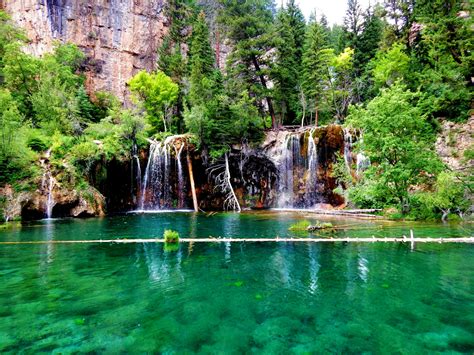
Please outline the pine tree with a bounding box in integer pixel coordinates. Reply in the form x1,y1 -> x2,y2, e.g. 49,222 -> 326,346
301,19 -> 330,126
272,0 -> 306,124
383,0 -> 414,40
352,6 -> 384,101
218,0 -> 277,128
344,0 -> 363,47
188,11 -> 220,108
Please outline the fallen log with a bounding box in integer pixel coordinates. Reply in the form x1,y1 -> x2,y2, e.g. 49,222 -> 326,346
0,237 -> 472,245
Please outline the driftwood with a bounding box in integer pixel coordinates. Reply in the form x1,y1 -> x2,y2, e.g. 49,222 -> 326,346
304,209 -> 383,219
186,150 -> 199,212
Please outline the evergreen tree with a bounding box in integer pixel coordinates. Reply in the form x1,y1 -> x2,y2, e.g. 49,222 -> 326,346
272,0 -> 306,124
383,0 -> 414,41
352,6 -> 384,101
156,0 -> 195,132
327,24 -> 347,54
343,0 -> 363,47
218,0 -> 277,128
189,11 -> 215,82
410,0 -> 472,121
301,19 -> 330,126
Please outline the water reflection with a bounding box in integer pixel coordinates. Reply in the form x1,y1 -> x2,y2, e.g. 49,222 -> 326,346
357,246 -> 369,283
38,220 -> 55,281
307,243 -> 321,294
143,243 -> 168,284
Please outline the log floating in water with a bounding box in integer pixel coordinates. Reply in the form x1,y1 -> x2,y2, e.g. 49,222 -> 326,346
0,237 -> 473,245
306,209 -> 384,218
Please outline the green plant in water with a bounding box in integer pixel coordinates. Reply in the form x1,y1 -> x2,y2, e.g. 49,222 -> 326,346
163,229 -> 179,243
288,220 -> 311,231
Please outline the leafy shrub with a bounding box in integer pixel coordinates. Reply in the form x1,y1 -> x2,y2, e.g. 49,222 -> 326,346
27,135 -> 48,152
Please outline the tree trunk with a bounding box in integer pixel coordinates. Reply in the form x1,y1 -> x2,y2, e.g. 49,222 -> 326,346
251,56 -> 276,129
187,150 -> 199,212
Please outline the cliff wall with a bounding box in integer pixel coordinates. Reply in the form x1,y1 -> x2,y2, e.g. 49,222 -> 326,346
0,0 -> 168,100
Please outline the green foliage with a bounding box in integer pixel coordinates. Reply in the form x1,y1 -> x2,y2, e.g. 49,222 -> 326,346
330,47 -> 355,122
272,0 -> 306,124
0,89 -> 22,158
128,70 -> 179,133
163,229 -> 180,243
346,84 -> 442,211
371,43 -> 410,88
418,171 -> 470,220
26,130 -> 50,152
219,0 -> 277,127
288,220 -> 311,231
301,20 -> 330,124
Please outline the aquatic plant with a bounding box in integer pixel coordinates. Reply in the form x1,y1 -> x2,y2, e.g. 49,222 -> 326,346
289,220 -> 334,232
163,229 -> 179,243
288,220 -> 311,231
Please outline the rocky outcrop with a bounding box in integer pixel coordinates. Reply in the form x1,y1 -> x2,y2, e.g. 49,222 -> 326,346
0,184 -> 105,221
436,116 -> 473,171
1,0 -> 168,100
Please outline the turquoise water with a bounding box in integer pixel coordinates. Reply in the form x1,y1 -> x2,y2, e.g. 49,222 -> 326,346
0,212 -> 473,353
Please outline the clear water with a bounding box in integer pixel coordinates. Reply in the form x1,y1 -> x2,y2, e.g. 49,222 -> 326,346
0,212 -> 473,353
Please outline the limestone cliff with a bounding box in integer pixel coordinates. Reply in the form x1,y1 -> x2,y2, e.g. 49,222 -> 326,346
0,0 -> 168,100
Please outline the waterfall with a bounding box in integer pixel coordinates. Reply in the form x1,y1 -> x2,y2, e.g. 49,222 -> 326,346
40,149 -> 55,219
276,129 -> 320,208
135,155 -> 142,194
277,133 -> 298,207
305,129 -> 319,206
139,142 -> 157,210
343,129 -> 370,177
139,136 -> 189,211
343,128 -> 353,172
176,144 -> 185,208
356,152 -> 370,176
46,175 -> 55,219
140,142 -> 171,210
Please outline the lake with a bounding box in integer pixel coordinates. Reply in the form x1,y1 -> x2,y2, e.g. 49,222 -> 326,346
0,211 -> 473,353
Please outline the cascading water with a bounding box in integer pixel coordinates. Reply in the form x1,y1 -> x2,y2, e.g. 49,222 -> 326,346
40,149 -> 55,219
305,128 -> 319,204
175,144 -> 185,208
277,133 -> 298,207
139,137 -> 189,211
343,128 -> 370,177
139,142 -> 169,210
343,128 -> 353,172
276,129 -> 320,208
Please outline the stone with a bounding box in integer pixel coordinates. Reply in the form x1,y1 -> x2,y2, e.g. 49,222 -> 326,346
1,0 -> 168,101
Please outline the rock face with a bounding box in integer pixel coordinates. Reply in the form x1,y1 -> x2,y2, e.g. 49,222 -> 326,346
136,126 -> 347,212
436,115 -> 474,171
0,184 -> 105,221
0,0 -> 168,100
